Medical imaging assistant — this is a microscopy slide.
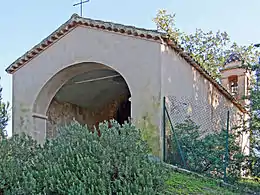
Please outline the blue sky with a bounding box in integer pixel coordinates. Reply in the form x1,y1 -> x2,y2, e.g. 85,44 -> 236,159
1,0 -> 260,135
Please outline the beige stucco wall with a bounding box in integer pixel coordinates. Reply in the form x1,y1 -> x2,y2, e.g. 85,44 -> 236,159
11,25 -> 249,158
160,45 -> 249,154
12,26 -> 161,145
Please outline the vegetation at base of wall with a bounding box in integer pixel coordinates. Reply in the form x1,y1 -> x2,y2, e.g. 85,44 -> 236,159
0,119 -> 259,194
166,118 -> 245,182
138,113 -> 161,157
163,164 -> 260,195
244,153 -> 260,178
0,121 -> 168,194
137,97 -> 162,158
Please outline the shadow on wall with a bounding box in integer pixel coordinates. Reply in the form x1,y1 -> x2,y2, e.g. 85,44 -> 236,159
190,66 -> 245,134
39,62 -> 132,139
164,67 -> 245,140
46,93 -> 131,139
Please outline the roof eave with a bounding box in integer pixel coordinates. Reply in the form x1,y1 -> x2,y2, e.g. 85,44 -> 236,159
5,14 -> 79,74
164,39 -> 247,114
6,14 -> 163,74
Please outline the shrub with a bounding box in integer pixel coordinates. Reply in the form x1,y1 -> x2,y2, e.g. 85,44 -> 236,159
244,155 -> 260,178
0,120 -> 167,194
166,118 -> 245,181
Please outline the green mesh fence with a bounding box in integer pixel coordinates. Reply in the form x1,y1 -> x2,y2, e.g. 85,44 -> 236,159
162,95 -> 245,182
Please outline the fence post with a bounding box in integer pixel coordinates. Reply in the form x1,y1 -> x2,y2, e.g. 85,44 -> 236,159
165,107 -> 187,169
162,97 -> 166,162
224,110 -> 230,183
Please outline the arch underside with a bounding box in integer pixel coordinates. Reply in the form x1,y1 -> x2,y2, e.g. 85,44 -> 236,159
33,62 -> 131,138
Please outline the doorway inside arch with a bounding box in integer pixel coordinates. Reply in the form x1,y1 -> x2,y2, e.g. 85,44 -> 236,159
46,67 -> 131,138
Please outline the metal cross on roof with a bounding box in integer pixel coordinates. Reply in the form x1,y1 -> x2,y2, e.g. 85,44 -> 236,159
73,0 -> 90,17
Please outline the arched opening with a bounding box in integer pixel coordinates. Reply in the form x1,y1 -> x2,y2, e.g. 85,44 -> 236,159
35,62 -> 131,138
228,75 -> 238,96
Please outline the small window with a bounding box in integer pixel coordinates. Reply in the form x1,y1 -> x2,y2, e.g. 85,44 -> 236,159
228,75 -> 238,96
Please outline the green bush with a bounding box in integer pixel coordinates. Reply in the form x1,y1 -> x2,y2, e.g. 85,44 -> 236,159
0,120 -> 167,195
245,154 -> 260,178
166,118 -> 245,182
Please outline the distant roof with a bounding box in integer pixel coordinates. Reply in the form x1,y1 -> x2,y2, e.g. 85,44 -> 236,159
224,53 -> 242,65
5,14 -> 247,113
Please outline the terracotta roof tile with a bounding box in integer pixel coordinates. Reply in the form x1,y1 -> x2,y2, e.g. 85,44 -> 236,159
5,14 -> 163,73
5,14 -> 246,113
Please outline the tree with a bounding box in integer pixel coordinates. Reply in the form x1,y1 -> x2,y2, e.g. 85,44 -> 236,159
154,9 -> 260,177
247,63 -> 260,177
153,10 -> 259,79
0,81 -> 9,140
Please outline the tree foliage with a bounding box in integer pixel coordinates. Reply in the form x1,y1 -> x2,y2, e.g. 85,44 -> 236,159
0,121 -> 168,194
166,118 -> 245,182
153,10 -> 259,79
246,65 -> 260,177
0,81 -> 9,140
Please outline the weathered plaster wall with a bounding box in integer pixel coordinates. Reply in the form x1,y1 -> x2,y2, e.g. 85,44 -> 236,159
46,95 -> 126,138
11,23 -> 249,158
161,45 -> 249,154
12,26 -> 161,144
221,68 -> 251,107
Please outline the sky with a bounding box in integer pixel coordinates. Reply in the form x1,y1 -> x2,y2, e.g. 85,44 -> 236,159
0,0 -> 260,136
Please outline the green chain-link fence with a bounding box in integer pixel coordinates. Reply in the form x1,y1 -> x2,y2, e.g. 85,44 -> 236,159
162,96 -> 245,183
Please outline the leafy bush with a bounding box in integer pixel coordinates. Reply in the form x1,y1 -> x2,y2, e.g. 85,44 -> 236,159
0,84 -> 9,140
0,120 -> 167,194
244,154 -> 260,178
166,118 -> 245,181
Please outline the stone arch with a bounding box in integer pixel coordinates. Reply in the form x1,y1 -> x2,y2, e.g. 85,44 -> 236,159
32,61 -> 132,141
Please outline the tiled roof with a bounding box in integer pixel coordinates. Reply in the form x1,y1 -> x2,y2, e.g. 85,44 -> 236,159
5,14 -> 247,113
5,14 -> 163,74
224,53 -> 242,65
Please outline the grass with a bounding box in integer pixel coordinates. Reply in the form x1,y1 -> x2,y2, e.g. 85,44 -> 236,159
238,178 -> 260,193
163,171 -> 241,195
160,165 -> 260,195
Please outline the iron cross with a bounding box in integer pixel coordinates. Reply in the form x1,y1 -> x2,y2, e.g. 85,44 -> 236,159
73,0 -> 90,17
